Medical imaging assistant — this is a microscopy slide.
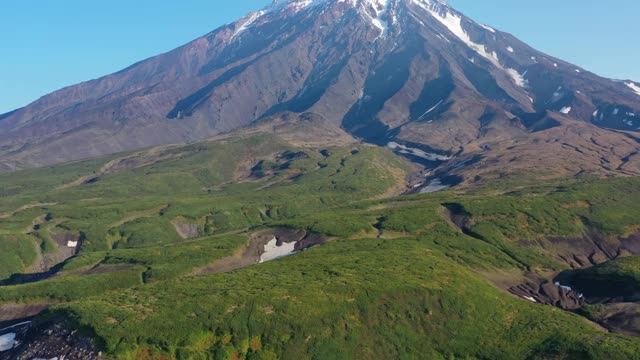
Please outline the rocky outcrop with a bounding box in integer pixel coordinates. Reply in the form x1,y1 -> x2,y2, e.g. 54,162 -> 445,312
0,320 -> 100,360
509,275 -> 584,310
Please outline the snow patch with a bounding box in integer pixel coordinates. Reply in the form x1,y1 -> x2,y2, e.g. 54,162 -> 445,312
425,7 -> 525,87
551,86 -> 564,102
418,100 -> 444,120
426,8 -> 495,65
267,0 -> 331,13
506,46 -> 514,53
625,82 -> 640,96
523,296 -> 537,303
436,32 -> 451,43
260,237 -> 297,263
479,24 -> 496,33
230,11 -> 265,41
554,282 -> 572,292
0,333 -> 16,352
67,241 -> 78,248
370,0 -> 392,40
560,106 -> 572,115
506,68 -> 526,88
419,179 -> 450,193
388,142 -> 452,162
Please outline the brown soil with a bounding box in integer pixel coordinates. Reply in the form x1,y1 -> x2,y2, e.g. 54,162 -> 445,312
82,264 -> 136,276
499,231 -> 640,336
0,303 -> 49,325
193,228 -> 327,275
26,232 -> 80,275
172,220 -> 199,239
521,231 -> 640,270
587,303 -> 640,337
508,272 -> 583,310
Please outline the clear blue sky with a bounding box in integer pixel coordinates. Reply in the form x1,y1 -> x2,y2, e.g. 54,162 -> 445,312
1,0 -> 638,114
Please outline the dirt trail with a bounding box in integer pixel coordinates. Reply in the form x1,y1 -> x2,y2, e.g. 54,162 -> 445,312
108,204 -> 169,229
0,203 -> 56,219
58,145 -> 192,189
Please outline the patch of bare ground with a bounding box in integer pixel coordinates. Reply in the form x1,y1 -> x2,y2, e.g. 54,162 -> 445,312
528,231 -> 640,270
172,217 -> 200,239
193,229 -> 327,275
56,263 -> 135,277
561,200 -> 592,209
370,158 -> 415,200
19,215 -> 79,276
234,113 -> 357,148
587,303 -> 640,337
435,117 -> 640,187
483,231 -> 640,337
506,272 -> 584,310
0,303 -> 49,325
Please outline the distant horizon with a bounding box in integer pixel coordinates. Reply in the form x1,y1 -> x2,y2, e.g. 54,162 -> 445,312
1,0 -> 638,114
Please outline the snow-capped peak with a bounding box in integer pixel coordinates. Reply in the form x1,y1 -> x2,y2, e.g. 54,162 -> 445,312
264,0 -> 401,40
266,0 -> 331,12
266,0 -> 442,15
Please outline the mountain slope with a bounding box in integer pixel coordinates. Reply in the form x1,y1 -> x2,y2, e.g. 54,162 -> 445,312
1,0 -> 639,181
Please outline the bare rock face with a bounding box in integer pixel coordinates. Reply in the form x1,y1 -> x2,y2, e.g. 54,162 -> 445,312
0,320 -> 100,360
509,278 -> 584,310
1,0 -> 639,180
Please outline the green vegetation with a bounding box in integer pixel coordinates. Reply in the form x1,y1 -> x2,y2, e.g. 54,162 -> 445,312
570,256 -> 640,299
1,132 -> 640,359
64,237 -> 640,360
576,256 -> 640,284
0,134 -> 406,277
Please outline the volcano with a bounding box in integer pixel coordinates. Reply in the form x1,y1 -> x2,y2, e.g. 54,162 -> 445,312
1,0 -> 639,180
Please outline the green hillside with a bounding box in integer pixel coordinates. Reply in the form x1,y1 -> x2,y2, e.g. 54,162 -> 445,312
1,129 -> 640,359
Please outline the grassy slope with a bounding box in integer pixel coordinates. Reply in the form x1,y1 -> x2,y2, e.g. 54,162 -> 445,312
1,131 -> 640,358
0,133 -> 405,277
